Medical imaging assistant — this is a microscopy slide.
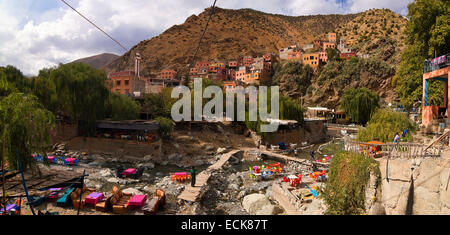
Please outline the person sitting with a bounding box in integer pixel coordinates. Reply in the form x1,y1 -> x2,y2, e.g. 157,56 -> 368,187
393,133 -> 400,143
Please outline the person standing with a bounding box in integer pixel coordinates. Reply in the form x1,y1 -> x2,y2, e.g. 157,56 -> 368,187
393,133 -> 400,143
294,149 -> 298,157
190,166 -> 196,187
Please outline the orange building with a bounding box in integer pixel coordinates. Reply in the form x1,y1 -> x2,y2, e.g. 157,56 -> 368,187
244,72 -> 261,85
319,51 -> 328,63
302,53 -> 320,68
323,42 -> 336,50
243,57 -> 255,67
328,32 -> 337,42
288,51 -> 302,62
223,80 -> 237,92
107,71 -> 146,95
195,61 -> 210,68
160,70 -> 177,80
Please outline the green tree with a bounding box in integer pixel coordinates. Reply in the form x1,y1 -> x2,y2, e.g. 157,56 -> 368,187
326,48 -> 340,62
340,88 -> 380,125
106,93 -> 140,121
0,74 -> 55,171
39,63 -> 109,136
272,61 -> 313,98
393,0 -> 449,110
0,65 -> 32,94
155,117 -> 173,139
357,108 -> 417,142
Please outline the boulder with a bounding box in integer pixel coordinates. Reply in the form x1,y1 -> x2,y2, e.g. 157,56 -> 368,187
123,188 -> 142,195
216,147 -> 227,154
242,194 -> 270,214
255,204 -> 277,215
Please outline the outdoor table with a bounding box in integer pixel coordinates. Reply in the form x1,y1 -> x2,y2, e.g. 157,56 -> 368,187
47,156 -> 55,163
122,168 -> 137,176
85,192 -> 105,206
128,195 -> 147,208
65,158 -> 76,164
174,172 -> 187,176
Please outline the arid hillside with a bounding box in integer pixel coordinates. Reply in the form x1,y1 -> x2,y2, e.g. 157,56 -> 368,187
71,53 -> 119,70
105,7 -> 358,77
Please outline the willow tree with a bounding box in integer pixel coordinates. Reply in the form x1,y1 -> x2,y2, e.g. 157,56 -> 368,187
340,88 -> 380,125
41,63 -> 109,136
0,73 -> 55,171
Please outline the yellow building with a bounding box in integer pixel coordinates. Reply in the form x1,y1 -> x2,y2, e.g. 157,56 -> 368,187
244,72 -> 261,85
302,53 -> 320,68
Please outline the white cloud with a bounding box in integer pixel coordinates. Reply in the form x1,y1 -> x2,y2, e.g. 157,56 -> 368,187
0,0 -> 412,76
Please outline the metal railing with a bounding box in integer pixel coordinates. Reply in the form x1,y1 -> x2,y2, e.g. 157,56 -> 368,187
344,140 -> 445,159
424,53 -> 450,73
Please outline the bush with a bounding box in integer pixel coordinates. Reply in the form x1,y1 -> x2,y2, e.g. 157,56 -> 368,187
324,151 -> 380,215
106,93 -> 140,121
155,117 -> 173,139
357,108 -> 417,143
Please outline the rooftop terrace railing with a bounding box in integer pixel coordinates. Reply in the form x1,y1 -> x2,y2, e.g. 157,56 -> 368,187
424,53 -> 450,73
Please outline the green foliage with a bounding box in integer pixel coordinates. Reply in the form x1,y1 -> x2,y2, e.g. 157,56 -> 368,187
0,65 -> 32,94
279,96 -> 304,126
272,61 -> 313,98
155,117 -> 173,139
393,0 -> 449,110
0,92 -> 55,170
37,63 -> 109,136
357,108 -> 418,143
326,48 -> 340,62
106,93 -> 140,121
324,151 -> 381,215
340,88 -> 380,124
143,87 -> 176,119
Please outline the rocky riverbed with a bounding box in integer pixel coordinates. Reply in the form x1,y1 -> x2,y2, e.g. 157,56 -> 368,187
20,143 -> 330,215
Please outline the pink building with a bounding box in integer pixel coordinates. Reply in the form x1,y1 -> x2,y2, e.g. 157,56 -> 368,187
160,70 -> 177,80
323,42 -> 336,50
288,52 -> 302,62
328,32 -> 337,43
319,51 -> 328,63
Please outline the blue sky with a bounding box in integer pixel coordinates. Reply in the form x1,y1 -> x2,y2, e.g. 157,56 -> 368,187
0,0 -> 413,75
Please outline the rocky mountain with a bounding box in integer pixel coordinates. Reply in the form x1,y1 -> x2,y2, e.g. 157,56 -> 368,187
71,53 -> 119,70
104,7 -> 408,107
105,7 -> 358,77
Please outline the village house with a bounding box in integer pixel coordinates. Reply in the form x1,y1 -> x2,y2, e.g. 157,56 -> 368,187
313,39 -> 322,49
243,57 -> 255,67
328,32 -> 337,43
319,51 -> 328,63
302,53 -> 320,68
337,43 -> 352,53
210,62 -> 226,68
323,42 -> 336,50
228,69 -> 237,80
195,61 -> 211,68
189,67 -> 198,75
228,61 -> 238,69
107,71 -> 146,96
160,70 -> 178,80
236,66 -> 248,83
244,71 -> 261,85
288,51 -> 302,62
340,52 -> 356,60
223,80 -> 237,92
279,45 -> 297,61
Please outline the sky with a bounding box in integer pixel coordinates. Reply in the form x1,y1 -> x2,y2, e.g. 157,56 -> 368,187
0,0 -> 413,76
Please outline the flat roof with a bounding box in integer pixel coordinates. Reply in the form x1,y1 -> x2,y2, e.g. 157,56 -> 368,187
96,120 -> 160,131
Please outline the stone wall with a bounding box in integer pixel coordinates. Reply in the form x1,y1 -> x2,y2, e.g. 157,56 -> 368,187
376,150 -> 450,215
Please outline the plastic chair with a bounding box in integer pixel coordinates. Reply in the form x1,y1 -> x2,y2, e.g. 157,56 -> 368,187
282,177 -> 290,182
73,159 -> 80,166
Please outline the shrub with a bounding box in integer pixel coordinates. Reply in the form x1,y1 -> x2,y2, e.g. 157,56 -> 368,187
357,108 -> 418,142
324,151 -> 380,215
340,88 -> 380,125
155,117 -> 173,139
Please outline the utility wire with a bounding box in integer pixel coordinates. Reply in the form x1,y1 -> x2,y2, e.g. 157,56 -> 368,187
59,0 -> 129,52
190,0 -> 218,66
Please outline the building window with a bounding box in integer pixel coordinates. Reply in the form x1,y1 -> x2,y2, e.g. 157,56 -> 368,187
125,80 -> 129,85
116,80 -> 121,86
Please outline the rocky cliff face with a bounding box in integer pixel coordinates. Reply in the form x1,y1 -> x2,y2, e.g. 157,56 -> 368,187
374,151 -> 450,215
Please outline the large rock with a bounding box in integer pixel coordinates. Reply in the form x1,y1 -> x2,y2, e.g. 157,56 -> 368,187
123,188 -> 142,195
242,194 -> 271,214
216,148 -> 227,154
255,204 -> 277,215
